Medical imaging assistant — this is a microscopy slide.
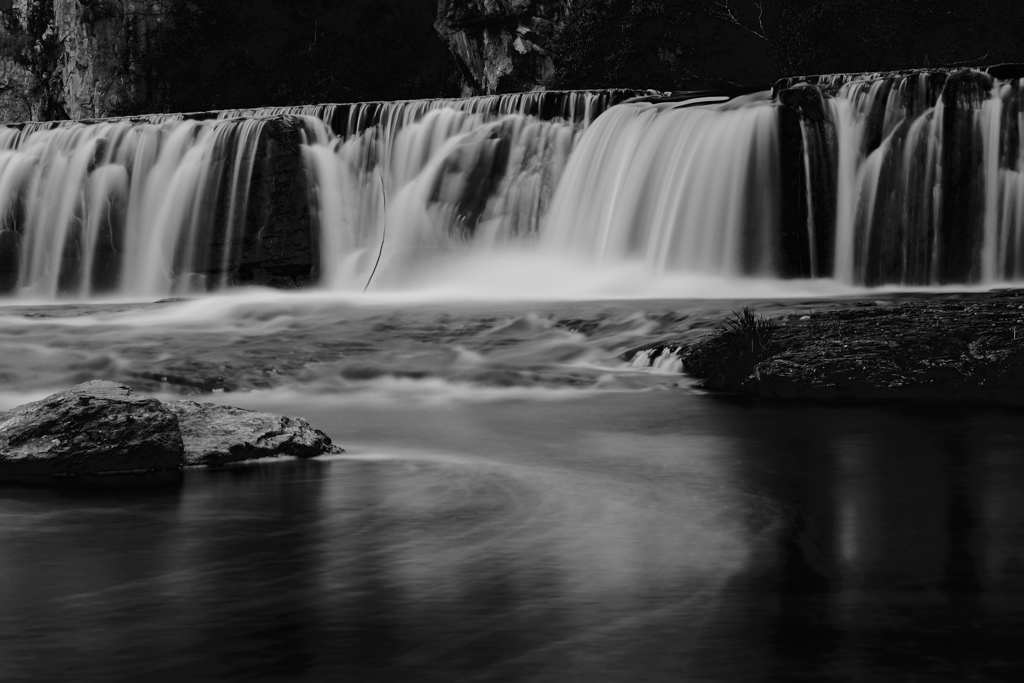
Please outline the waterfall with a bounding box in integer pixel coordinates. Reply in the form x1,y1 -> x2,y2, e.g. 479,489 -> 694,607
542,98 -> 780,277
0,118 -> 269,297
784,69 -> 1022,285
3,73 -> 1024,299
0,90 -> 636,297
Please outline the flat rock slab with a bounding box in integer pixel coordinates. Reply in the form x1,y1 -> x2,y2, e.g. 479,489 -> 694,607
682,294 -> 1024,404
0,381 -> 184,478
166,400 -> 343,467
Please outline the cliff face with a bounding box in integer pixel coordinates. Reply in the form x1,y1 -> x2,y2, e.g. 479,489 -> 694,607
54,0 -> 169,119
0,58 -> 35,121
434,0 -> 565,95
1,0 -> 169,122
432,0 -> 777,95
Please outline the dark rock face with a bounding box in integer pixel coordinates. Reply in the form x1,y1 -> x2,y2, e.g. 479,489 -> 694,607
1,1 -> 173,122
777,83 -> 827,123
435,0 -> 563,95
0,230 -> 20,292
236,117 -> 315,287
163,116 -> 315,289
0,380 -> 184,478
683,294 -> 1024,404
54,0 -> 170,119
166,400 -> 343,467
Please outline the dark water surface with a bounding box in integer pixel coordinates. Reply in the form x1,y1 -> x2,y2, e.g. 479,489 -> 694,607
2,295 -> 1024,681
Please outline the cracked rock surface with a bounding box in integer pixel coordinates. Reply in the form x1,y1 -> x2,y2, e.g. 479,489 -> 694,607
0,381 -> 184,478
166,400 -> 344,467
682,293 -> 1024,404
1,380 -> 343,479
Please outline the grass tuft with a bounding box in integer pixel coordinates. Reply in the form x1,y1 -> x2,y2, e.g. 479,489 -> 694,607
682,307 -> 778,391
720,307 -> 776,357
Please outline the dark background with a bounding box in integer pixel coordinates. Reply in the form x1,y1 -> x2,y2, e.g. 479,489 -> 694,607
5,0 -> 1024,114
155,0 -> 1024,109
550,0 -> 1024,89
147,0 -> 457,111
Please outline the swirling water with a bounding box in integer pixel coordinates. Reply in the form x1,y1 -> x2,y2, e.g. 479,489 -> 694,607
1,294 -> 1023,682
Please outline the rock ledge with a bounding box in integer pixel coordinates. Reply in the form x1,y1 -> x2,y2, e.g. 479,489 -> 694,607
681,294 -> 1024,405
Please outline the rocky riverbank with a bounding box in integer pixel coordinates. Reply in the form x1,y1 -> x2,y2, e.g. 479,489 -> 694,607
680,291 -> 1024,405
0,381 -> 342,482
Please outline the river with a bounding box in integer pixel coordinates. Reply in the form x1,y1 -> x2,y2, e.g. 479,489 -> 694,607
1,292 -> 1022,681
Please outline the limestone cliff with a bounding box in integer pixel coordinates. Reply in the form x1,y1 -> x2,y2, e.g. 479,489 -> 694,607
0,58 -> 35,121
435,0 -> 565,95
55,0 -> 170,119
431,0 -> 775,95
1,0 -> 170,122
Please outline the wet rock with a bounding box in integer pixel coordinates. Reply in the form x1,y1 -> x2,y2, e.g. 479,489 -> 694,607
435,0 -> 562,94
1,1 -> 172,122
0,381 -> 183,479
166,400 -> 343,467
777,83 -> 828,123
235,116 -> 315,287
683,296 -> 1024,405
0,230 -> 20,292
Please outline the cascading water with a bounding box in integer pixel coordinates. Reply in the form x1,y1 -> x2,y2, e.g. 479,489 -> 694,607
0,90 -> 637,297
0,117 -> 267,297
542,96 -> 781,277
304,107 -> 586,288
784,68 -> 1024,285
3,70 -> 1024,299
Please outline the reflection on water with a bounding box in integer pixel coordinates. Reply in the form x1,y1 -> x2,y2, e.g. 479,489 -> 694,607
3,387 -> 1024,681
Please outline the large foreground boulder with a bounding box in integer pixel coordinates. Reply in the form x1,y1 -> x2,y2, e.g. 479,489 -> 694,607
166,400 -> 343,467
681,294 -> 1024,404
1,381 -> 344,481
0,381 -> 184,478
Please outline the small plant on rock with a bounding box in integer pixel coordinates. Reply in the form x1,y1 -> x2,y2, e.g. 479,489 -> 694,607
720,307 -> 776,357
683,307 -> 778,392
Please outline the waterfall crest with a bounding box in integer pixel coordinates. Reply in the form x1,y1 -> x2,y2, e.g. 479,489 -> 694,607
3,72 -> 1024,299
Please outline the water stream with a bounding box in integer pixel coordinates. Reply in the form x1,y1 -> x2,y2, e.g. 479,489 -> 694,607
1,294 -> 1022,681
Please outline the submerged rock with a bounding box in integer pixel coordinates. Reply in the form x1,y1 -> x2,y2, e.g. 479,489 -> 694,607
166,400 -> 343,467
683,295 -> 1024,405
0,381 -> 183,479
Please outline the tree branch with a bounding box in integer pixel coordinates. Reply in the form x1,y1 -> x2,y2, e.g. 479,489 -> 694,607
705,0 -> 767,41
363,170 -> 387,293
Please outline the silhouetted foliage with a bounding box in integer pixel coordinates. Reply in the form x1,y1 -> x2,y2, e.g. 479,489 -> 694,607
146,0 -> 456,112
549,0 -> 1024,91
682,307 -> 778,391
768,0 -> 1024,75
551,0 -> 771,89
